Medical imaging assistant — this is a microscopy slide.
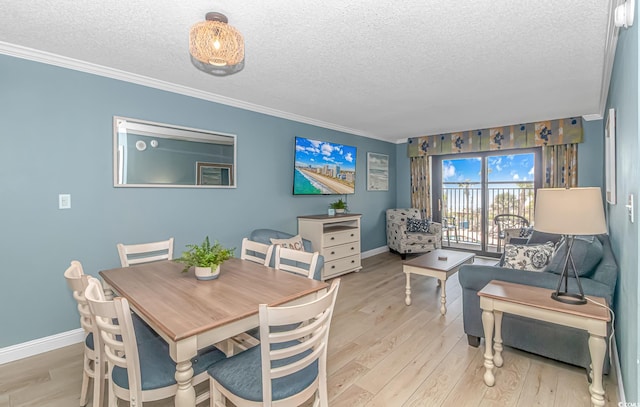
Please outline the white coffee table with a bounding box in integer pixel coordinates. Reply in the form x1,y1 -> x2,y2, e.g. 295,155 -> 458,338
403,249 -> 475,315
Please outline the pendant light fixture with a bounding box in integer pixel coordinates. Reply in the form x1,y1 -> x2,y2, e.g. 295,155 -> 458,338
189,12 -> 244,76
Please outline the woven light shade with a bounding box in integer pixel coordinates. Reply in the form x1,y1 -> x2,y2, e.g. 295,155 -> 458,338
189,12 -> 244,76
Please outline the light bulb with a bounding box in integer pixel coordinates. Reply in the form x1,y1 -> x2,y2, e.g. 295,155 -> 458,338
214,39 -> 221,50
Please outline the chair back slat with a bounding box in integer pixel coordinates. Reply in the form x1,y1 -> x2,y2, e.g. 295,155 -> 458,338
117,238 -> 174,267
258,279 -> 340,405
85,276 -> 142,391
64,261 -> 94,334
273,246 -> 319,279
240,238 -> 274,266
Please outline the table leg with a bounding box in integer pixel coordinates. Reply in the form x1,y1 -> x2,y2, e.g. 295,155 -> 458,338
404,271 -> 412,305
174,360 -> 196,407
439,278 -> 447,315
587,335 -> 606,407
481,309 -> 495,386
493,310 -> 503,367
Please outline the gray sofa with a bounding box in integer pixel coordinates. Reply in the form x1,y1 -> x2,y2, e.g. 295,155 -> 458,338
248,228 -> 324,281
458,232 -> 617,372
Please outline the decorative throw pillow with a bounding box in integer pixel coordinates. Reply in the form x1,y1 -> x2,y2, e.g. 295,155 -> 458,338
545,235 -> 603,277
503,242 -> 556,272
270,235 -> 305,251
407,218 -> 430,233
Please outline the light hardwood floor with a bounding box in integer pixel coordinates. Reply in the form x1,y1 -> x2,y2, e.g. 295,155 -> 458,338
0,252 -> 620,406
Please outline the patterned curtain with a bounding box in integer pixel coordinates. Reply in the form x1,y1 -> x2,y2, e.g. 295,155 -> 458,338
410,156 -> 431,219
542,143 -> 578,188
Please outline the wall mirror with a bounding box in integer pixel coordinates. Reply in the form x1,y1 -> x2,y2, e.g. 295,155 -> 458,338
113,117 -> 236,188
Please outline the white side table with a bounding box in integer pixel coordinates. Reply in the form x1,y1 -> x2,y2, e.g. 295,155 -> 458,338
478,280 -> 610,407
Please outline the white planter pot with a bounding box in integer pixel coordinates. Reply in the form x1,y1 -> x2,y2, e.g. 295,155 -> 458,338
335,208 -> 346,214
194,265 -> 220,281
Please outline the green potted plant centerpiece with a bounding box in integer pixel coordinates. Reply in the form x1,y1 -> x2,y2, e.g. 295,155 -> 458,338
176,236 -> 235,280
329,198 -> 348,214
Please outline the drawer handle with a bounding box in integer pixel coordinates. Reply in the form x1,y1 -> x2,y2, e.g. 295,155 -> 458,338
330,237 -> 335,240
331,265 -> 336,269
351,260 -> 355,263
350,233 -> 354,237
351,247 -> 354,250
331,251 -> 335,255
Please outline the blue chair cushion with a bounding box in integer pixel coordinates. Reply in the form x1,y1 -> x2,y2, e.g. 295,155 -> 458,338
208,341 -> 317,402
112,339 -> 226,390
131,313 -> 160,344
86,313 -> 158,351
85,332 -> 94,350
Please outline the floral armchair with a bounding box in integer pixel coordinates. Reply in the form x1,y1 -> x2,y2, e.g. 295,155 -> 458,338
386,208 -> 442,259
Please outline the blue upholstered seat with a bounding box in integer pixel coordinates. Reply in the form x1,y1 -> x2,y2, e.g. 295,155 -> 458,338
85,313 -> 158,350
208,341 -> 317,402
112,340 -> 226,391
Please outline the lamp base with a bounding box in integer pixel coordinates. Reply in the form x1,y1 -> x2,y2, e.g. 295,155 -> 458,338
551,291 -> 587,305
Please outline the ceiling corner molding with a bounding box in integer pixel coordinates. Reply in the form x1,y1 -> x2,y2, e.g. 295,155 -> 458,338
0,41 -> 379,140
597,0 -> 622,117
582,114 -> 604,121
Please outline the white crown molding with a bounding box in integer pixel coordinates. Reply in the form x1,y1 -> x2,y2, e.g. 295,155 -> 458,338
583,114 -> 604,121
596,0 -> 623,118
0,328 -> 84,365
0,41 -> 384,141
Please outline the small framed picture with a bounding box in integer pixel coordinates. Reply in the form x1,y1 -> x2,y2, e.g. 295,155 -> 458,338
367,152 -> 389,191
196,162 -> 234,186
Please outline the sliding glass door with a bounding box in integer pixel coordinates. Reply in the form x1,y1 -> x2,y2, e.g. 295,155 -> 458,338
432,149 -> 541,256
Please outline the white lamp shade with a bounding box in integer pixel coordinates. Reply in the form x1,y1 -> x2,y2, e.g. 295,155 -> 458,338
534,187 -> 607,235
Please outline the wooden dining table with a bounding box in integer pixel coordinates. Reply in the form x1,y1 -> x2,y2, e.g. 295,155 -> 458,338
100,258 -> 328,407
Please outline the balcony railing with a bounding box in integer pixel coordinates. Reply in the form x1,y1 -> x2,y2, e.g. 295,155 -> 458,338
441,184 -> 534,251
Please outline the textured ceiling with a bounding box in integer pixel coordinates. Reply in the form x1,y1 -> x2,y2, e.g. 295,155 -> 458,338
0,1 -> 617,142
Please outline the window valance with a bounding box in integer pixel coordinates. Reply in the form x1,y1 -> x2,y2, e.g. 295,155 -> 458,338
407,117 -> 583,157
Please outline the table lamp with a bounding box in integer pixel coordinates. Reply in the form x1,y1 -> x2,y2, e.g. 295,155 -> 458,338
533,187 -> 607,305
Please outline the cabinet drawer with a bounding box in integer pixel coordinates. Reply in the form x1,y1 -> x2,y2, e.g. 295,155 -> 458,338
322,243 -> 360,262
323,228 -> 359,247
324,254 -> 361,278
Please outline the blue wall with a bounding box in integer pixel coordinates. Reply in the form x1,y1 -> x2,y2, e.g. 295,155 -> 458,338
0,54 -> 396,347
607,16 -> 640,402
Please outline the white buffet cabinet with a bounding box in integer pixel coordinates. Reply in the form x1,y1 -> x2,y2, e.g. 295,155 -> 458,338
297,214 -> 362,280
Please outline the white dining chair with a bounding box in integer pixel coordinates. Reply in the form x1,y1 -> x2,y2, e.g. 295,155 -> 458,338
116,237 -> 174,267
84,276 -> 226,406
274,245 -> 319,279
240,238 -> 274,266
64,261 -> 105,407
208,279 -> 340,407
64,261 -> 161,406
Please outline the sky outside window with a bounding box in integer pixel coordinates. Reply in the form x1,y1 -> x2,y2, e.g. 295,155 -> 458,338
443,153 -> 535,187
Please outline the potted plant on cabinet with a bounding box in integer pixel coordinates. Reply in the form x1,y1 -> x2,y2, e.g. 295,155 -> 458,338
329,198 -> 348,214
176,236 -> 235,280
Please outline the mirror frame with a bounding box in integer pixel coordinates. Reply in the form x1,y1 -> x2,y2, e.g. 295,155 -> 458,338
113,116 -> 237,188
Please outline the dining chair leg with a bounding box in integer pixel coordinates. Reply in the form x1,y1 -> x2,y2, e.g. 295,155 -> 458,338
79,371 -> 90,406
92,356 -> 105,407
210,381 -> 225,407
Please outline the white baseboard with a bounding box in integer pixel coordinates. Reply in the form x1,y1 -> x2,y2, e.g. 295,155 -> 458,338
0,328 -> 84,365
362,246 -> 389,259
612,336 -> 626,403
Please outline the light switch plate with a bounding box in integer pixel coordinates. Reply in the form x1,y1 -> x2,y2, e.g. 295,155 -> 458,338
59,194 -> 71,209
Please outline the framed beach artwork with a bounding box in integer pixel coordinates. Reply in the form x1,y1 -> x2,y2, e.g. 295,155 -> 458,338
605,108 -> 616,204
367,152 -> 389,191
